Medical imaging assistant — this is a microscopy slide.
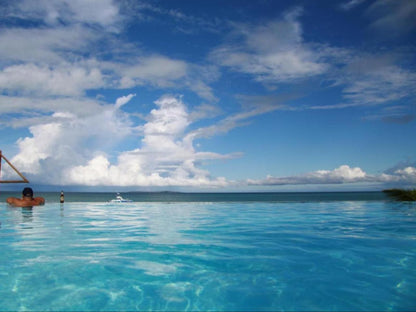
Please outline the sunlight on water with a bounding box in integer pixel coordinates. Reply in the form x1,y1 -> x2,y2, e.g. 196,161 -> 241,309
1,199 -> 415,311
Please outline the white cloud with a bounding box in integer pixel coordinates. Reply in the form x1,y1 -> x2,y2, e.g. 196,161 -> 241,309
2,95 -> 236,187
118,56 -> 188,89
111,56 -> 218,101
10,0 -> 120,30
124,1 -> 222,34
6,90 -> 416,188
208,5 -> 415,110
248,165 -> 416,186
0,2 -> 217,102
115,93 -> 136,109
61,0 -> 120,29
308,50 -> 416,110
340,0 -> 416,36
367,0 -> 416,37
0,0 -> 228,187
0,96 -> 105,127
188,103 -> 222,122
210,7 -> 327,84
7,95 -> 135,184
393,167 -> 416,183
185,99 -> 283,142
66,95 -> 230,187
11,123 -> 64,175
0,63 -> 105,96
185,79 -> 217,103
248,165 -> 368,185
0,26 -> 100,64
340,0 -> 367,11
341,55 -> 416,106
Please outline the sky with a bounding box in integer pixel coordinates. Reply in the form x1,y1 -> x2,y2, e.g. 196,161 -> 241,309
0,0 -> 415,192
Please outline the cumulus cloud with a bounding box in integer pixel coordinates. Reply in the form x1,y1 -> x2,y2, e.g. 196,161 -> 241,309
66,95 -> 231,187
210,7 -> 327,85
248,165 -> 416,186
5,90 -> 416,189
391,167 -> 416,183
248,165 -> 367,185
0,0 -> 243,188
6,95 -> 135,184
2,94 -> 242,187
6,90 -> 285,187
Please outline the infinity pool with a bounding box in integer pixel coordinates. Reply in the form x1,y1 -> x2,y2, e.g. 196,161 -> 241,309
1,200 -> 415,311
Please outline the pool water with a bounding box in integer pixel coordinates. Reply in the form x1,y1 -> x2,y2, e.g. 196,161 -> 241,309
1,200 -> 415,311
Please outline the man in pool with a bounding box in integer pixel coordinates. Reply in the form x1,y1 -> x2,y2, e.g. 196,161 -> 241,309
6,187 -> 45,207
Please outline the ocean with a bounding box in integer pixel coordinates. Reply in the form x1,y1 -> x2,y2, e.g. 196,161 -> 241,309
0,192 -> 415,311
0,190 -> 390,203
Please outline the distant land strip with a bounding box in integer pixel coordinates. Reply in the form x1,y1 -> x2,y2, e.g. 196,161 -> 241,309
383,189 -> 416,201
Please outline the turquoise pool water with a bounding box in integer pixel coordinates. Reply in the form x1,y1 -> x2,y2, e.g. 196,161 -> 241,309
0,195 -> 415,311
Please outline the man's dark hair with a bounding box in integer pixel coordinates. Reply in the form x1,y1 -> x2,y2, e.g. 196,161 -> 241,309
22,187 -> 34,198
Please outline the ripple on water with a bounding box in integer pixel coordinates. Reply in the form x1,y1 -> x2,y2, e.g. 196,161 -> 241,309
0,201 -> 415,311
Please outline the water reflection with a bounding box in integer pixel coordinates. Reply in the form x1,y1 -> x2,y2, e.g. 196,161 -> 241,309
5,205 -> 34,226
21,207 -> 33,223
386,201 -> 416,216
18,207 -> 34,231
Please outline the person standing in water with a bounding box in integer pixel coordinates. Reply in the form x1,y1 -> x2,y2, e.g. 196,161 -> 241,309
6,187 -> 45,207
60,191 -> 65,203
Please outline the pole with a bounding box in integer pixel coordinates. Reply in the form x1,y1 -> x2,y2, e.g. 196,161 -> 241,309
0,151 -> 2,190
0,150 -> 29,183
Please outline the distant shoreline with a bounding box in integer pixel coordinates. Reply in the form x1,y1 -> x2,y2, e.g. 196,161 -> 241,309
0,190 -> 386,194
0,191 -> 389,203
383,189 -> 416,201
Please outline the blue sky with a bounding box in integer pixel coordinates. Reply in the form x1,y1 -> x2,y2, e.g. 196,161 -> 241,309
0,0 -> 415,191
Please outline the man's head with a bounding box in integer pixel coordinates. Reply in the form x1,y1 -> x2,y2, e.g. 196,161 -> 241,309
22,187 -> 34,198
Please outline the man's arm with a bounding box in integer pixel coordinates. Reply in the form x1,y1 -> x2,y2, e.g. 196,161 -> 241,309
6,197 -> 18,205
34,197 -> 45,205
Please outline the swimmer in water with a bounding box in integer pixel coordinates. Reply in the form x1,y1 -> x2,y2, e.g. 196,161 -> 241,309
6,187 -> 45,207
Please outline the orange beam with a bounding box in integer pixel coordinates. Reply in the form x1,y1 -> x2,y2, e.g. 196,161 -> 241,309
0,150 -> 29,183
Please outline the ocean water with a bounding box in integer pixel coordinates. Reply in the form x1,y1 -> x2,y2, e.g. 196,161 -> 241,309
0,192 -> 415,311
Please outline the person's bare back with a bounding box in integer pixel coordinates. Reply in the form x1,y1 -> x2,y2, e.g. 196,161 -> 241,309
6,187 -> 45,207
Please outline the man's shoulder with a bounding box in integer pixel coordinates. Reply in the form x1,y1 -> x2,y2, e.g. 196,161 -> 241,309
6,198 -> 27,207
6,197 -> 20,205
6,197 -> 45,207
34,197 -> 45,205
